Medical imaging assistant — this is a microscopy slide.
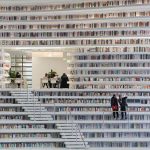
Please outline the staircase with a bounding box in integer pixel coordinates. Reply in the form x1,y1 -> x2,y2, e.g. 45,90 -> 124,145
11,90 -> 53,121
10,90 -> 88,149
57,123 -> 89,149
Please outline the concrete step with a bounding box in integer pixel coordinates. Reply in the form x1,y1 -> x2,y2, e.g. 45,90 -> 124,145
11,92 -> 32,94
30,118 -> 53,121
65,141 -> 88,145
66,145 -> 87,149
23,109 -> 47,112
62,135 -> 82,139
16,98 -> 38,100
56,123 -> 77,127
15,99 -> 39,101
23,107 -> 46,110
61,133 -> 82,136
17,101 -> 40,105
57,126 -> 77,130
11,94 -> 34,97
28,114 -> 52,117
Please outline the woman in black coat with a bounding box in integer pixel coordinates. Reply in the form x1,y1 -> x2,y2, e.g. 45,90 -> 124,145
60,73 -> 69,88
111,94 -> 119,119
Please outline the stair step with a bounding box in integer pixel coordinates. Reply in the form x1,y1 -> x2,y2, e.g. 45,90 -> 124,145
66,145 -> 87,148
65,141 -> 88,145
11,92 -> 32,94
28,114 -> 52,117
12,94 -> 34,96
56,124 -> 77,127
57,126 -> 77,129
62,136 -> 82,139
61,133 -> 82,136
16,101 -> 39,103
23,107 -> 46,110
16,99 -> 39,101
23,109 -> 47,112
30,118 -> 53,121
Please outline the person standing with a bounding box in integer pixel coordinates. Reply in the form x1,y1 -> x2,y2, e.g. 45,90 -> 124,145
119,96 -> 128,120
111,94 -> 119,119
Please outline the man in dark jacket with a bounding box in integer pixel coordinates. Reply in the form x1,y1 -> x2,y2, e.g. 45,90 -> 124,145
111,94 -> 119,119
119,96 -> 128,119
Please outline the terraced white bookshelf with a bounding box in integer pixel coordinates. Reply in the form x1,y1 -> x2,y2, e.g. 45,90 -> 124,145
0,0 -> 150,149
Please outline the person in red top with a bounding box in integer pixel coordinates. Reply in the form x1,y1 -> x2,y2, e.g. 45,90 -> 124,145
111,94 -> 119,119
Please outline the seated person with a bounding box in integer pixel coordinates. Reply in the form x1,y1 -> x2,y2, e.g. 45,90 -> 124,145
16,72 -> 21,88
60,73 -> 69,88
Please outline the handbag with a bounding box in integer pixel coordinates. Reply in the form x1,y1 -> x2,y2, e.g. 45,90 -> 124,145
112,105 -> 118,111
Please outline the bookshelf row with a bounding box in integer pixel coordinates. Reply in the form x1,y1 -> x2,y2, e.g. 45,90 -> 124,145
69,78 -> 150,83
0,108 -> 23,112
49,107 -> 150,112
0,143 -> 54,148
0,133 -> 149,141
0,0 -> 149,12
71,84 -> 150,89
69,63 -> 150,68
0,38 -> 150,46
49,115 -> 150,121
40,99 -> 149,105
2,113 -> 150,122
1,98 -> 149,105
0,122 -> 149,130
70,70 -> 150,75
0,106 -> 150,113
0,116 -> 29,120
83,132 -> 150,138
70,54 -> 150,60
0,124 -> 49,129
32,91 -> 150,97
89,142 -> 149,147
1,11 -> 150,21
69,47 -> 150,54
0,133 -> 52,138
0,21 -> 150,31
79,123 -> 150,129
0,30 -> 150,38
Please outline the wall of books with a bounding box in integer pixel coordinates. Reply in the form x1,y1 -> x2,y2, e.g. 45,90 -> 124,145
0,0 -> 150,149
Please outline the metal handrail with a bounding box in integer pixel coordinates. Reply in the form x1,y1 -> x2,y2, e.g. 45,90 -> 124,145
68,109 -> 88,150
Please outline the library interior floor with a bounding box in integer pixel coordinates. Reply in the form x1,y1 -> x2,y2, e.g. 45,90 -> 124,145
0,0 -> 150,149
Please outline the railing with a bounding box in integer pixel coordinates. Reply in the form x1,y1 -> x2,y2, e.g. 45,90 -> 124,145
67,108 -> 88,150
